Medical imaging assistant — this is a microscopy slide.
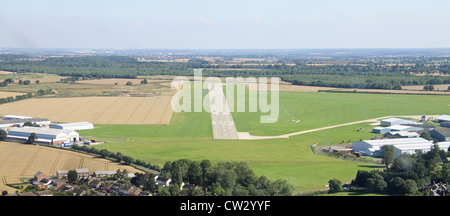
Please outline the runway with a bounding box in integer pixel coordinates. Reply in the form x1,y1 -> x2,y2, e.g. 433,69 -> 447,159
208,83 -> 239,140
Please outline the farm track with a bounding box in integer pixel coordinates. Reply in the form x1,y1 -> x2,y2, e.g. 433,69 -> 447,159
50,151 -> 62,175
20,148 -> 41,176
79,156 -> 85,168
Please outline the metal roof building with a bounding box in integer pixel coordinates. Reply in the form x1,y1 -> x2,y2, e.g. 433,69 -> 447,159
50,122 -> 94,130
379,118 -> 417,127
436,115 -> 450,123
6,126 -> 79,145
352,137 -> 438,157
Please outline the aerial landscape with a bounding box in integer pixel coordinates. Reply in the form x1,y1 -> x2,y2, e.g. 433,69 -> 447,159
1,0 -> 450,212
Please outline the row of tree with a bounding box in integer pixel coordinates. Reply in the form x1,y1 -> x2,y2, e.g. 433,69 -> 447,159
0,89 -> 53,105
70,145 -> 161,172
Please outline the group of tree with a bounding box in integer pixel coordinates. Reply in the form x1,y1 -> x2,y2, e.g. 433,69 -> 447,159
0,89 -> 53,105
70,145 -> 160,172
151,159 -> 294,196
344,144 -> 450,196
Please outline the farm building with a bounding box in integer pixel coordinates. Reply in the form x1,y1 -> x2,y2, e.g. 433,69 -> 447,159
428,128 -> 450,142
6,127 -> 79,145
50,122 -> 94,130
436,115 -> 450,123
0,117 -> 51,128
379,118 -> 417,127
352,137 -> 440,157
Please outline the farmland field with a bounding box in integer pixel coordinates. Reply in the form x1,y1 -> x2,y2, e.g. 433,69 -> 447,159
0,96 -> 175,125
0,141 -> 142,194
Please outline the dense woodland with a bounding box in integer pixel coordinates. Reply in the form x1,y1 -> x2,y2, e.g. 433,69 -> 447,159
0,55 -> 450,90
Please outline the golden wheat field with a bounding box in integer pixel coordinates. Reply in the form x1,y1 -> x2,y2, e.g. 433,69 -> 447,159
0,141 -> 142,193
0,91 -> 26,98
0,96 -> 174,125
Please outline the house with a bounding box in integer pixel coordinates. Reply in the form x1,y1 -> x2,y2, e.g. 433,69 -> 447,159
72,187 -> 87,196
154,176 -> 171,187
118,184 -> 142,195
35,190 -> 53,196
51,180 -> 67,188
34,171 -> 47,182
93,170 -> 116,178
429,128 -> 450,142
56,170 -> 69,179
88,179 -> 102,188
379,118 -> 417,127
75,168 -> 89,178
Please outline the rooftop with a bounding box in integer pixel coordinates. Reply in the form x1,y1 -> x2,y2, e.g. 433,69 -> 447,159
360,138 -> 432,146
8,127 -> 68,136
53,122 -> 93,127
433,128 -> 450,137
437,115 -> 450,121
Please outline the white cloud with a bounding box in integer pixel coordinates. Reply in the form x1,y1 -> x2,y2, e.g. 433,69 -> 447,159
253,17 -> 263,25
199,16 -> 216,25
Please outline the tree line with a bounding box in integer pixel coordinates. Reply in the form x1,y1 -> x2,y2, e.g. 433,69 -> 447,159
1,55 -> 450,90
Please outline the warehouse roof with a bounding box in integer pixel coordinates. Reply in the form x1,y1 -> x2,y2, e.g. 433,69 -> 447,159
0,118 -> 50,124
387,131 -> 420,137
53,122 -> 93,127
8,127 -> 68,136
432,128 -> 450,137
437,115 -> 450,122
381,118 -> 405,122
361,138 -> 432,146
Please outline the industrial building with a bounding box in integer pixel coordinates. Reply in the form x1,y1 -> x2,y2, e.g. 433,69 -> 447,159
386,131 -> 420,138
352,137 -> 448,157
6,127 -> 79,145
379,118 -> 417,127
0,118 -> 51,128
436,115 -> 450,123
372,125 -> 423,134
429,128 -> 450,142
50,122 -> 94,130
441,122 -> 450,128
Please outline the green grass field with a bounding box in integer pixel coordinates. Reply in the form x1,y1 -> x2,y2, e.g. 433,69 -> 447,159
79,87 -> 450,194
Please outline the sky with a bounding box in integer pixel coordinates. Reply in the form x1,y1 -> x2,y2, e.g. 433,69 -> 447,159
0,0 -> 449,49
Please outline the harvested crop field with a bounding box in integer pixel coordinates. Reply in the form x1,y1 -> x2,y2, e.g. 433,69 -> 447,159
0,141 -> 142,194
0,96 -> 174,125
0,91 -> 26,98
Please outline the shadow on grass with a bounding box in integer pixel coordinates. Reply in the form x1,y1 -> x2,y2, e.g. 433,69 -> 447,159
357,164 -> 385,169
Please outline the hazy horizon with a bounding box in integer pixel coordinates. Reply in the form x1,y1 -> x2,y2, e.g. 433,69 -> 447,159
1,0 -> 449,50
